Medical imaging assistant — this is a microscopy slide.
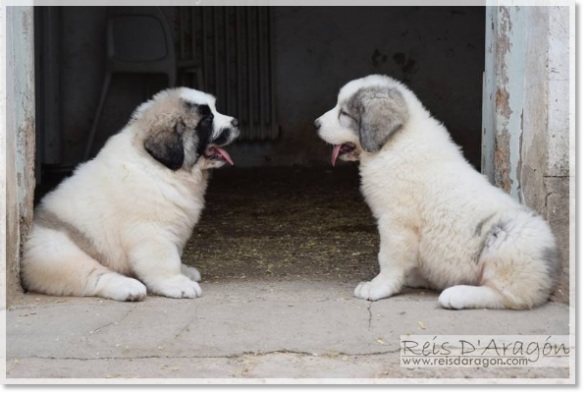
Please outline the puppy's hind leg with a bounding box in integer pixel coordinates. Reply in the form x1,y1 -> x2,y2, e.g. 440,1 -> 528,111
22,228 -> 147,301
439,212 -> 559,310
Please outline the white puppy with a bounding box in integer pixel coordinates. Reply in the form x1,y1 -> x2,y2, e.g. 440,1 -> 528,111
22,88 -> 239,301
316,75 -> 560,310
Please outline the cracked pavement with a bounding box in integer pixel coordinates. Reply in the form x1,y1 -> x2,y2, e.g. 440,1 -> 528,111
6,279 -> 570,380
7,167 -> 572,381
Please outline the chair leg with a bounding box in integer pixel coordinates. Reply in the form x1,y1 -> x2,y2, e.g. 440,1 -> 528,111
84,72 -> 112,161
196,68 -> 204,90
167,70 -> 176,88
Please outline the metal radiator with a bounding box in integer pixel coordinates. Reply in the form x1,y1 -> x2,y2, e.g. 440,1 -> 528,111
177,6 -> 279,141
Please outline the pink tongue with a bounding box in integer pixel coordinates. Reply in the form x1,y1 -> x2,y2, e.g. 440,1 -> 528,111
213,147 -> 234,166
331,144 -> 342,167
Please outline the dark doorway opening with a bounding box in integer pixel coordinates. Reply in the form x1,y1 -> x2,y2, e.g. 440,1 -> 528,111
34,6 -> 485,282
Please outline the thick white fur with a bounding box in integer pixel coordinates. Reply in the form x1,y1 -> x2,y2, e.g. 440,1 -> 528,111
317,75 -> 559,310
22,88 -> 235,301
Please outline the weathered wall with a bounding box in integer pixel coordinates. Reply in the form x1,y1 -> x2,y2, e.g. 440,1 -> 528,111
1,6 -> 7,308
483,6 -> 571,303
4,7 -> 37,305
54,6 -> 485,168
523,6 -> 571,304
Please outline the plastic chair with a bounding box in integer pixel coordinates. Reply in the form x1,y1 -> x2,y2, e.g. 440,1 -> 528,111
84,6 -> 203,160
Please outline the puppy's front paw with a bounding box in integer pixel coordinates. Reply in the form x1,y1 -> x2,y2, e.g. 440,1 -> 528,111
181,264 -> 201,282
354,279 -> 396,301
150,275 -> 202,299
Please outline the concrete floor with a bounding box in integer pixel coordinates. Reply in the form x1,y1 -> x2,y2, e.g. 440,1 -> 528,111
6,167 -> 572,381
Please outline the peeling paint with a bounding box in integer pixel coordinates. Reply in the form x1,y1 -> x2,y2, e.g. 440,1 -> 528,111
495,88 -> 512,118
484,6 -> 525,200
494,131 -> 512,193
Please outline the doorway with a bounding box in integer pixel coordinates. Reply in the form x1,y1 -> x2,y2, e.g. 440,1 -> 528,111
33,5 -> 486,283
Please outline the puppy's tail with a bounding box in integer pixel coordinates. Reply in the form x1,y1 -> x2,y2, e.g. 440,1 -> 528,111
440,210 -> 560,310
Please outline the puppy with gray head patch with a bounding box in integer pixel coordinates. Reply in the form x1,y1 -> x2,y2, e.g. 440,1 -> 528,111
316,74 -> 560,310
22,88 -> 239,301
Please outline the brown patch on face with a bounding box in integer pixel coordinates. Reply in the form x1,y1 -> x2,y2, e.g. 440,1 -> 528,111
133,91 -> 200,132
144,122 -> 186,171
130,90 -> 206,171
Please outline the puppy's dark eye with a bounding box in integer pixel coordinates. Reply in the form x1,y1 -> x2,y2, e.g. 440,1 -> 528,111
197,104 -> 213,118
339,110 -> 355,121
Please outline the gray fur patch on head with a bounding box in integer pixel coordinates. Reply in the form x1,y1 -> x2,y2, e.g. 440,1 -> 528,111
346,86 -> 409,152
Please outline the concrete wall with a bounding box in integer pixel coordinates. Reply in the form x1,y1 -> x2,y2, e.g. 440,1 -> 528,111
483,6 -> 571,303
1,6 -> 7,307
4,7 -> 37,305
53,6 -> 485,168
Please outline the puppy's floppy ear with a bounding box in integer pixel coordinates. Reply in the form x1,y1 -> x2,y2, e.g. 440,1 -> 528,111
354,87 -> 409,153
144,121 -> 185,170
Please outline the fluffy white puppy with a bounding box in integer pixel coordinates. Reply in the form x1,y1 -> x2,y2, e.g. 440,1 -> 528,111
22,88 -> 239,301
316,74 -> 560,310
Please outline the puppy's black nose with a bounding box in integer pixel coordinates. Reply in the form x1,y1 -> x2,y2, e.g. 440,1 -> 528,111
314,119 -> 321,128
231,118 -> 240,127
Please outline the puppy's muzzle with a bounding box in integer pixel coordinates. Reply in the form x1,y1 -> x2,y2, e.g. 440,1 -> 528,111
213,124 -> 240,147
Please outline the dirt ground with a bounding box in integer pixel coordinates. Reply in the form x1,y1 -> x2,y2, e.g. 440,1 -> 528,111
186,165 -> 380,282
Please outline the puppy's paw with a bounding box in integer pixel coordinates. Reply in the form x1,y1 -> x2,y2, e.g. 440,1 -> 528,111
99,276 -> 147,302
151,275 -> 202,299
438,286 -> 467,310
354,279 -> 396,301
181,264 -> 201,282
